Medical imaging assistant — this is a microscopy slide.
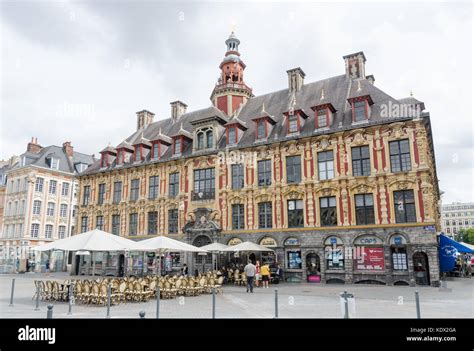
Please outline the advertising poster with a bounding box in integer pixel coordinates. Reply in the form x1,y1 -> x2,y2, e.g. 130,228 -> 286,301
356,247 -> 384,270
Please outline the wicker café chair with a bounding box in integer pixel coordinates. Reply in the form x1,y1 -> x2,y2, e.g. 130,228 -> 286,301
215,276 -> 224,293
146,280 -> 157,300
98,283 -> 108,305
233,271 -> 241,285
125,282 -> 135,301
175,278 -> 184,296
164,280 -> 177,299
38,281 -> 49,301
81,281 -> 91,304
90,282 -> 100,304
133,281 -> 147,302
117,281 -> 127,303
74,281 -> 83,302
32,280 -> 40,300
240,273 -> 247,286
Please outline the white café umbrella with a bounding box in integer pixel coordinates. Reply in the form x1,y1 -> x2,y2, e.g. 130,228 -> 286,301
135,235 -> 208,275
34,229 -> 140,252
222,241 -> 274,253
199,243 -> 229,270
222,241 -> 274,266
34,229 -> 141,276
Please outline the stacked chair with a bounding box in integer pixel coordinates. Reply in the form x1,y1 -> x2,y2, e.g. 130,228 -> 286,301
33,271 -> 225,306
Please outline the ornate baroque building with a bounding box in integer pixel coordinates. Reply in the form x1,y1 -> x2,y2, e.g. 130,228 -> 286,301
77,33 -> 441,286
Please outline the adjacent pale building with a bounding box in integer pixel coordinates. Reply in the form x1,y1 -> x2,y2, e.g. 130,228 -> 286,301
0,138 -> 94,272
441,202 -> 474,237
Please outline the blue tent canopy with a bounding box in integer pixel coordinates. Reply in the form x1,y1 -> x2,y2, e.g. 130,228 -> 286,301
439,235 -> 474,272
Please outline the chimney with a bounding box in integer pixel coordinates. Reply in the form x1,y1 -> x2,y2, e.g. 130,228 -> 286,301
27,137 -> 43,154
287,67 -> 306,94
136,110 -> 155,131
286,67 -> 306,94
366,74 -> 375,85
63,141 -> 74,158
343,51 -> 366,79
170,101 -> 187,122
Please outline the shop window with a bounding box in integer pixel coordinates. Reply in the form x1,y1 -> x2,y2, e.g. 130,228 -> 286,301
324,237 -> 344,270
287,250 -> 302,269
391,247 -> 408,271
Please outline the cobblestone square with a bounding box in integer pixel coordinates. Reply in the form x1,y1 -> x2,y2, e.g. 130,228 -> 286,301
1,273 -> 472,319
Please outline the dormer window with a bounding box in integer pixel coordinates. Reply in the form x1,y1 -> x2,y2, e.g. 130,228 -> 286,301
354,101 -> 367,121
311,103 -> 336,129
288,114 -> 298,133
195,127 -> 214,150
348,95 -> 373,123
75,162 -> 88,173
257,120 -> 266,139
225,118 -> 247,146
117,150 -> 124,165
284,109 -> 308,135
101,156 -> 107,168
134,146 -> 141,162
228,127 -> 237,144
152,143 -> 159,160
174,138 -> 182,155
47,157 -> 59,169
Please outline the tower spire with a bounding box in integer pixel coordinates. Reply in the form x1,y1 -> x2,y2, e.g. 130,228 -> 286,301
210,32 -> 253,116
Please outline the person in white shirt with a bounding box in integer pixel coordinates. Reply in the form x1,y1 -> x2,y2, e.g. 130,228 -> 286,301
244,261 -> 256,293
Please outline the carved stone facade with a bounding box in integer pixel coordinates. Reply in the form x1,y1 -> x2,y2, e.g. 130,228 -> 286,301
77,119 -> 441,286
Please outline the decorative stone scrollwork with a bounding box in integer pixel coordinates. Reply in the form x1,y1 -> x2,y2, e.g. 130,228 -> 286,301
228,194 -> 245,204
283,189 -> 304,200
283,141 -> 304,155
255,193 -> 271,203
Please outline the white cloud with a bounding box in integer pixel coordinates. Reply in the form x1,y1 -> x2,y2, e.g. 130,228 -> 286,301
0,1 -> 472,203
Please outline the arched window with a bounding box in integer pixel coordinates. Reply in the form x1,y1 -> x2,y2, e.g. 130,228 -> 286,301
196,127 -> 214,150
197,133 -> 204,149
206,130 -> 213,148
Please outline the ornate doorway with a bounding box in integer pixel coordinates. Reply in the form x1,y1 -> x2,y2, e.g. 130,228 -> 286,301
183,208 -> 222,274
193,235 -> 212,273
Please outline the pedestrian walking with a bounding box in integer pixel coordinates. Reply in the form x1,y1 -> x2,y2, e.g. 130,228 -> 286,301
244,261 -> 256,293
255,260 -> 261,287
261,262 -> 271,288
181,263 -> 189,276
45,260 -> 50,275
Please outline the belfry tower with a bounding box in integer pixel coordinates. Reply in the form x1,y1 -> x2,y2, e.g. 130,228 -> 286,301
210,32 -> 253,115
